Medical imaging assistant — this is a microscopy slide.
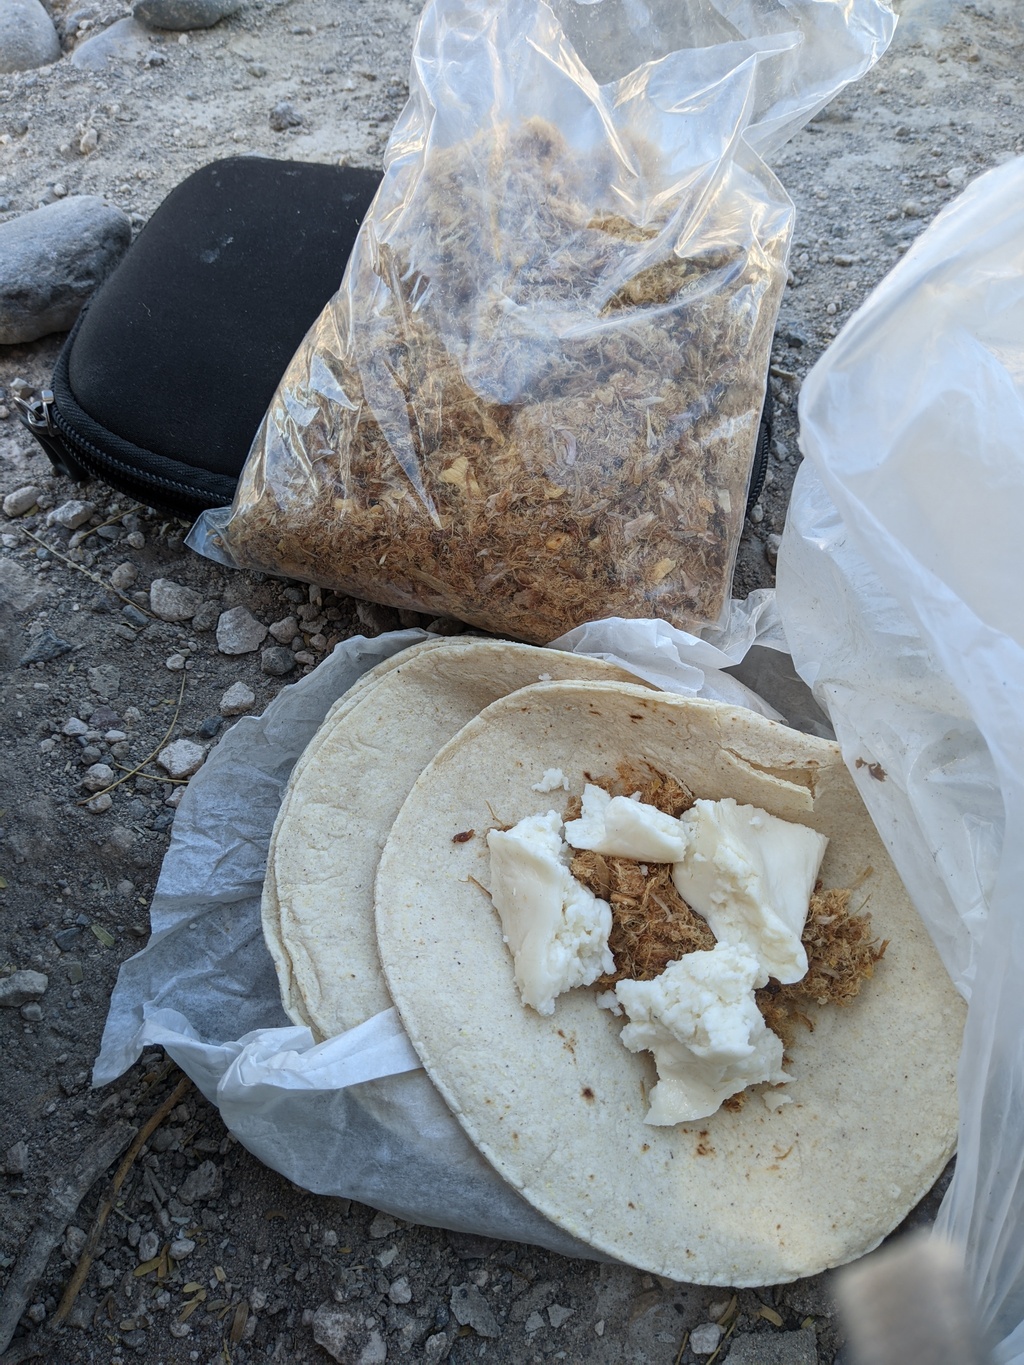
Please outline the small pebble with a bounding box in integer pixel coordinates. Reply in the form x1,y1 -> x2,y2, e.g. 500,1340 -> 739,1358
268,614 -> 299,643
548,1305 -> 573,1328
388,1276 -> 412,1305
269,100 -> 303,131
261,645 -> 296,677
137,1230 -> 160,1262
690,1322 -> 724,1355
81,762 -> 115,791
3,1140 -> 29,1175
48,499 -> 94,530
121,604 -> 149,628
170,1237 -> 195,1259
150,577 -> 203,622
85,793 -> 113,814
20,1002 -> 43,1022
216,605 -> 267,655
63,717 -> 89,737
156,739 -> 204,779
766,532 -> 782,566
126,530 -> 145,550
26,1304 -> 46,1325
165,653 -> 186,671
368,1212 -> 397,1239
191,600 -> 220,632
3,485 -> 40,517
0,971 -> 48,1008
109,562 -> 137,589
219,681 -> 255,716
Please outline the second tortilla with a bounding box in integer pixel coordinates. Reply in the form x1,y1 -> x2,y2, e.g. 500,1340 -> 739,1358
266,639 -> 647,1039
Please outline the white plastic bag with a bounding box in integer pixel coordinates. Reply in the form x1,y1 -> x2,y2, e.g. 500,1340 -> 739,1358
777,157 -> 1024,1359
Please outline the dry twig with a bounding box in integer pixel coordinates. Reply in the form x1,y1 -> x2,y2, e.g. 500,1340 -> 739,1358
14,525 -> 156,620
0,1122 -> 134,1355
51,1073 -> 192,1328
76,670 -> 187,805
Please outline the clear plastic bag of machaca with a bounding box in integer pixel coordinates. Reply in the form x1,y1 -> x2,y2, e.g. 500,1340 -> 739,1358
204,0 -> 894,644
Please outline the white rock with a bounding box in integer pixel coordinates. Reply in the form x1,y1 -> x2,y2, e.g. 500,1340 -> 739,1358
170,1238 -> 196,1259
137,1230 -> 160,1262
149,577 -> 202,622
3,485 -> 40,517
62,717 -> 89,736
85,793 -> 113,813
165,653 -> 186,671
219,682 -> 255,716
157,740 -> 204,779
548,1305 -> 573,1328
48,499 -> 94,530
690,1322 -> 723,1355
216,606 -> 267,655
81,762 -> 115,791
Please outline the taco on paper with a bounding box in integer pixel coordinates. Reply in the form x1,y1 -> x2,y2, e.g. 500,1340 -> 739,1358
374,680 -> 964,1286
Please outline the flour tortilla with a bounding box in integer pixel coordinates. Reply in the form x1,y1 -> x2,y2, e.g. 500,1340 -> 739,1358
375,680 -> 964,1286
265,640 -> 648,1039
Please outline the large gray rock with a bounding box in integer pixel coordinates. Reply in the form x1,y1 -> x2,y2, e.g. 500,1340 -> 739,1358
0,196 -> 131,344
133,0 -> 242,29
70,17 -> 153,70
0,0 -> 61,75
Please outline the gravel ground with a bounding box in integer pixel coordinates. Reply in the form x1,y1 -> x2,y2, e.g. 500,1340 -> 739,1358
1,0 -> 1022,1361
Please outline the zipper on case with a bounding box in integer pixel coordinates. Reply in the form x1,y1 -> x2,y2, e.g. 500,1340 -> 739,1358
13,389 -> 91,481
14,385 -> 214,516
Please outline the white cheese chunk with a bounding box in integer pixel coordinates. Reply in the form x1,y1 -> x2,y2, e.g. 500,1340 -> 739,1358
564,783 -> 689,863
671,798 -> 828,985
615,944 -> 789,1124
487,811 -> 614,1015
532,768 -> 569,793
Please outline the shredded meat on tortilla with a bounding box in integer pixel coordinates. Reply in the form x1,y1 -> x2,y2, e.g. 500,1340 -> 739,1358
566,772 -> 888,1043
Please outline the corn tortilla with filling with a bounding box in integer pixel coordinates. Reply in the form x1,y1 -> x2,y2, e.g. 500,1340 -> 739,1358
265,640 -> 650,1039
374,680 -> 964,1286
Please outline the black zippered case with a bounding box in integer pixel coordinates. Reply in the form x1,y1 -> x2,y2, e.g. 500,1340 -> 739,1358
16,155 -> 772,520
15,156 -> 383,519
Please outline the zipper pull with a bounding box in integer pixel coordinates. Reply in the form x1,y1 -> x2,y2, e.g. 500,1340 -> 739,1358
12,387 -> 88,480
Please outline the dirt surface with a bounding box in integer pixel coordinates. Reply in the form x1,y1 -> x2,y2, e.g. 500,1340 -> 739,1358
1,0 -> 1021,1361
